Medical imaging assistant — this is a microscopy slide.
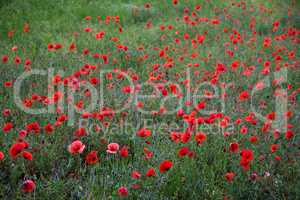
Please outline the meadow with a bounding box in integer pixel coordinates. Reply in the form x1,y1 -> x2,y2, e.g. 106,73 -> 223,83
0,0 -> 299,199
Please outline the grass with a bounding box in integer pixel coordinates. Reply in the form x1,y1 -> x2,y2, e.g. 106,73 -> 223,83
0,0 -> 300,199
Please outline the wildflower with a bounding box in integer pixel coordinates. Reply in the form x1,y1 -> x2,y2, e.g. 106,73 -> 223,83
229,142 -> 239,153
137,128 -> 151,138
44,123 -> 54,134
131,171 -> 141,179
2,55 -> 8,63
120,146 -> 128,157
9,142 -> 25,158
195,132 -> 206,144
159,160 -> 173,173
106,143 -> 119,154
285,130 -> 294,140
225,172 -> 235,182
3,122 -> 13,133
0,151 -> 4,160
145,168 -> 156,177
118,186 -> 128,197
270,144 -> 278,153
178,147 -> 189,157
85,151 -> 99,165
68,140 -> 85,154
239,91 -> 249,101
21,180 -> 36,193
22,151 -> 33,161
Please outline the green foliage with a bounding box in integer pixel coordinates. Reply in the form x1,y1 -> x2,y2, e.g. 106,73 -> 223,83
0,0 -> 299,199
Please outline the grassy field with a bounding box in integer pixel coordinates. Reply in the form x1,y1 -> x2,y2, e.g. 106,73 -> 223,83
0,0 -> 299,199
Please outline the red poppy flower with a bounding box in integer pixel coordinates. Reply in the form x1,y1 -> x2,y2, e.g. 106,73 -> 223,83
0,151 -> 4,160
43,122 -> 54,134
195,132 -> 206,144
69,42 -> 76,51
178,147 -> 189,157
120,146 -> 128,157
240,149 -> 254,170
180,131 -> 191,143
137,128 -> 151,138
239,91 -> 250,101
225,172 -> 235,183
84,27 -> 92,32
85,150 -> 99,165
249,135 -> 258,143
75,127 -> 86,137
144,3 -> 151,8
122,85 -> 131,94
177,109 -> 184,117
23,22 -> 30,33
2,55 -> 8,63
229,142 -> 239,153
131,170 -> 141,179
12,45 -> 18,51
131,183 -> 140,190
26,122 -> 40,134
82,48 -> 89,55
68,140 -> 85,154
14,56 -> 21,64
4,81 -> 12,87
22,151 -> 33,161
54,43 -> 62,49
159,160 -> 173,173
118,186 -> 128,197
106,143 -> 119,154
285,130 -> 294,140
21,180 -> 36,193
239,159 -> 250,171
90,77 -> 99,85
2,122 -> 13,133
240,126 -> 248,135
95,31 -> 105,40
270,144 -> 278,153
231,60 -> 239,70
145,168 -> 156,177
24,58 -> 31,66
18,130 -> 27,138
9,142 -> 26,158
143,147 -> 153,159
48,43 -> 54,50
85,16 -> 91,20
240,149 -> 254,162
170,132 -> 181,143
